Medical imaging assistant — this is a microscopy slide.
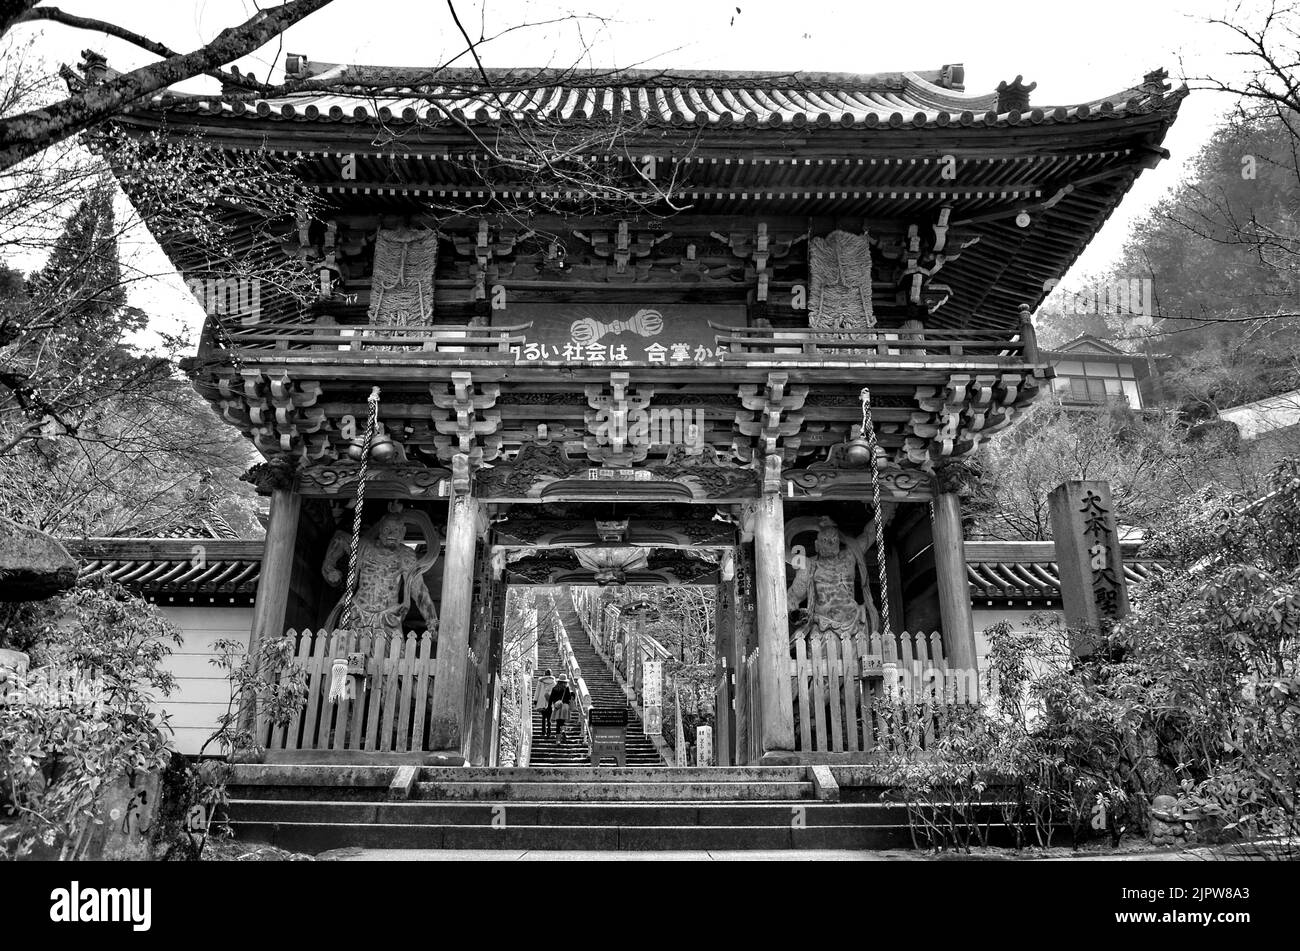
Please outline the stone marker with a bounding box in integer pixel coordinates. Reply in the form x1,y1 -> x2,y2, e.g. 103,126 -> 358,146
695,725 -> 713,767
1048,480 -> 1130,656
85,769 -> 161,860
0,518 -> 78,601
0,648 -> 28,705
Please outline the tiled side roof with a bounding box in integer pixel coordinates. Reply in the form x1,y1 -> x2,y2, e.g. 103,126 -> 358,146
965,540 -> 1158,602
61,536 -> 1159,606
134,64 -> 1184,132
967,559 -> 1157,602
66,539 -> 262,603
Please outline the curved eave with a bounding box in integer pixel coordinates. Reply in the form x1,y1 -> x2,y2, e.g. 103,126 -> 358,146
120,83 -> 1185,137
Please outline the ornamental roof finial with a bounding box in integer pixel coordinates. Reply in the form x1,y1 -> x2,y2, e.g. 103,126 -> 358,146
996,75 -> 1037,113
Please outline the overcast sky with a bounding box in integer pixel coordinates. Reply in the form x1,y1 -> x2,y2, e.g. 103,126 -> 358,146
10,0 -> 1260,348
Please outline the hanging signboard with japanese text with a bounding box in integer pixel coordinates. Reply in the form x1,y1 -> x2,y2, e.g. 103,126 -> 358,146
493,303 -> 743,365
642,659 -> 663,735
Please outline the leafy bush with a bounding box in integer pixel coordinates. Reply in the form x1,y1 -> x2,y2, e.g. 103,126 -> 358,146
0,581 -> 180,859
883,458 -> 1300,856
202,634 -> 308,759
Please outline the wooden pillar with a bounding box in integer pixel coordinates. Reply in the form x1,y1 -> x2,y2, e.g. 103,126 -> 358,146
733,542 -> 754,764
751,493 -> 797,764
932,492 -> 979,695
242,486 -> 300,731
885,528 -> 905,635
249,487 -> 301,656
481,576 -> 508,766
714,573 -> 737,767
428,490 -> 481,760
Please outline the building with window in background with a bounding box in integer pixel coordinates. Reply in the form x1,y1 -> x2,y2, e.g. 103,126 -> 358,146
1045,334 -> 1152,409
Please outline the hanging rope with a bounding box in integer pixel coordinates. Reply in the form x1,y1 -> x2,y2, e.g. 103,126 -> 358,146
859,386 -> 891,636
341,386 -> 381,627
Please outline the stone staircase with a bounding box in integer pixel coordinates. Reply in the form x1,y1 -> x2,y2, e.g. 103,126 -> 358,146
527,626 -> 589,767
222,764 -> 920,852
554,594 -> 665,767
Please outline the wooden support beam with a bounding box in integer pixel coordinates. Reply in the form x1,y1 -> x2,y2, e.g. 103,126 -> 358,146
714,570 -> 737,767
243,487 -> 300,729
750,492 -> 797,763
427,485 -> 483,759
932,492 -> 979,697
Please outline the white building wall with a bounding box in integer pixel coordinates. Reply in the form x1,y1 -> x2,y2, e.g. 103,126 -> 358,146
156,606 -> 252,756
971,606 -> 1065,669
1218,389 -> 1300,441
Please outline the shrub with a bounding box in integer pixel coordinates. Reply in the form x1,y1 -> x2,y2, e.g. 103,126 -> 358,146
0,581 -> 179,859
883,458 -> 1300,856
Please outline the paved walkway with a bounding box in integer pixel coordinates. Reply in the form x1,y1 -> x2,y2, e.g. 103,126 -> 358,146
318,848 -> 909,861
315,847 -> 1219,862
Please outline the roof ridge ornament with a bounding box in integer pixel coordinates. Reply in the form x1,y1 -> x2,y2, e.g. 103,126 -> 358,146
996,75 -> 1037,113
77,49 -> 112,85
1142,68 -> 1171,94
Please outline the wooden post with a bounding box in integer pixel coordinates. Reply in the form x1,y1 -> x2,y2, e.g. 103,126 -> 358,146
1048,480 -> 1130,657
714,573 -> 736,766
243,486 -> 300,731
751,492 -> 797,764
1019,303 -> 1040,363
733,542 -> 755,764
481,575 -> 508,766
428,489 -> 481,761
249,487 -> 301,658
885,529 -> 905,634
932,492 -> 979,697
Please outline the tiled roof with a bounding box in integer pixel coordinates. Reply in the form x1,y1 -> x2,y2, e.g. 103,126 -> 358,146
61,536 -> 1159,606
66,539 -> 262,604
134,63 -> 1184,132
966,541 -> 1157,602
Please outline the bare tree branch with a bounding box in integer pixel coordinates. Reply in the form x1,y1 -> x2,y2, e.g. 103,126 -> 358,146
0,0 -> 336,170
18,5 -> 278,95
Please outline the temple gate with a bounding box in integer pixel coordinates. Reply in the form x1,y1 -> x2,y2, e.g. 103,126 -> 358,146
103,58 -> 1183,765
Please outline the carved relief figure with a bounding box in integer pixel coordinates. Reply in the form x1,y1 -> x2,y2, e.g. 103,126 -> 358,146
368,227 -> 439,325
786,516 -> 880,643
808,230 -> 875,332
321,510 -> 440,635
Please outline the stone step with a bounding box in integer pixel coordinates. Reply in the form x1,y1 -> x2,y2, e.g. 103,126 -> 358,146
226,819 -> 914,852
409,781 -> 812,801
228,800 -> 902,826
418,766 -> 809,782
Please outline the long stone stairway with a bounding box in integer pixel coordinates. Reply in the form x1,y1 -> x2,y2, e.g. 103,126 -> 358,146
554,593 -> 665,767
526,625 -> 589,767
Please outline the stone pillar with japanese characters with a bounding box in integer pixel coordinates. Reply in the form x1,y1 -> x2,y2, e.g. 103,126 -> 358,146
1048,480 -> 1131,657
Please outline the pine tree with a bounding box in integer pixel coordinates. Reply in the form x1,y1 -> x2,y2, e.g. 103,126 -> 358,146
10,176 -> 158,428
0,179 -> 260,536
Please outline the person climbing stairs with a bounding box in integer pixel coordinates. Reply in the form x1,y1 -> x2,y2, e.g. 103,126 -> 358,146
555,593 -> 666,767
528,632 -> 589,766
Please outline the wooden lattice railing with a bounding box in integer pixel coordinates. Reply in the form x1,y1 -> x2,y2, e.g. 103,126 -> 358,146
791,630 -> 978,754
198,319 -> 531,361
194,317 -> 1039,367
710,323 -> 1035,361
260,628 -> 435,754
